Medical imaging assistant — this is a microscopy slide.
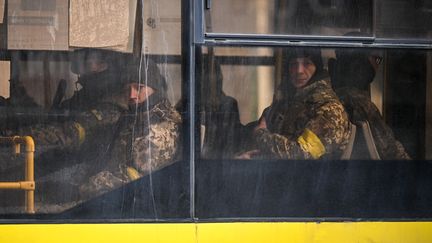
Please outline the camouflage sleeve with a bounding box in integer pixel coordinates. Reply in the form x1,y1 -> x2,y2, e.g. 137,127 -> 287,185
79,102 -> 181,200
255,128 -> 310,159
80,117 -> 181,200
132,119 -> 181,175
15,122 -> 84,153
304,101 -> 350,155
79,168 -> 129,200
16,103 -> 123,153
255,101 -> 350,159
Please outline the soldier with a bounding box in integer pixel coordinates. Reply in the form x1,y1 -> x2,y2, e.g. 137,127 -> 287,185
199,58 -> 243,159
79,58 -> 182,199
329,43 -> 411,160
1,53 -> 131,209
239,48 -> 351,160
5,52 -> 129,170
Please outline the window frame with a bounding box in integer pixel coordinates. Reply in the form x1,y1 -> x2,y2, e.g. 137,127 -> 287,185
195,0 -> 432,49
190,0 -> 432,221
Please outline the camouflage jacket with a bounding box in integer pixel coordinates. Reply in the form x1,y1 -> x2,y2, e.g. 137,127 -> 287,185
336,87 -> 411,160
13,93 -> 128,155
79,98 -> 182,198
1,92 -> 130,184
255,78 -> 351,160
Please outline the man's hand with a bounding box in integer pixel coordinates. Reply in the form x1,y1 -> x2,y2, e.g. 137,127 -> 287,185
235,149 -> 260,159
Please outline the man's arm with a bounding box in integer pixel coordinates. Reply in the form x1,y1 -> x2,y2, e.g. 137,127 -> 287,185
12,103 -> 123,153
132,118 -> 182,174
79,110 -> 182,200
255,101 -> 350,159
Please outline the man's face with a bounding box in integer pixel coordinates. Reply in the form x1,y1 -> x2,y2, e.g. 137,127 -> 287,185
128,83 -> 155,105
288,57 -> 317,89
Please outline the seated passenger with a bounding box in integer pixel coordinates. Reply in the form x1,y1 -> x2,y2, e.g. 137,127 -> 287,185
239,48 -> 351,159
2,49 -> 128,160
329,46 -> 411,160
0,52 -> 129,210
199,59 -> 243,159
79,59 -> 182,199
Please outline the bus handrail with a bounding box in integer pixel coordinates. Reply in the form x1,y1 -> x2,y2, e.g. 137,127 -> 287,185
0,136 -> 35,214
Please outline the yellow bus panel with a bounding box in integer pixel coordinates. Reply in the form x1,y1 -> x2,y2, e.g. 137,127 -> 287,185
1,222 -> 432,243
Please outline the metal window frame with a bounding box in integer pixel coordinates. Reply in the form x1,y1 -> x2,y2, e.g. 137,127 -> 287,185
194,0 -> 432,49
184,0 -> 196,220
188,0 -> 432,222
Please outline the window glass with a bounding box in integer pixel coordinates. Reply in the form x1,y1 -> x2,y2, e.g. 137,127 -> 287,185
198,47 -> 274,159
207,0 -> 373,37
0,0 -> 188,220
376,0 -> 432,39
196,46 -> 432,218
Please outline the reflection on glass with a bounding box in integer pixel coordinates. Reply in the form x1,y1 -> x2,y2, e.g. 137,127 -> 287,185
0,0 -> 186,218
0,50 -> 185,217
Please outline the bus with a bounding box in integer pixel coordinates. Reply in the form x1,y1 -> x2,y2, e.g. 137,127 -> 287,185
1,0 -> 432,242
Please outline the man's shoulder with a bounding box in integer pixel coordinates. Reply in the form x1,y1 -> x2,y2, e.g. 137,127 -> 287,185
336,87 -> 382,120
306,79 -> 340,104
336,87 -> 368,98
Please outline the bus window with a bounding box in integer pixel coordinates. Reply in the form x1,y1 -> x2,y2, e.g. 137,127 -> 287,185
0,0 -> 189,220
198,46 -> 274,159
376,0 -> 432,39
206,0 -> 373,37
196,46 -> 432,219
197,46 -> 428,161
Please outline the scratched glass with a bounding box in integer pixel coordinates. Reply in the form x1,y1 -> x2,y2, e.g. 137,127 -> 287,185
0,0 -> 188,220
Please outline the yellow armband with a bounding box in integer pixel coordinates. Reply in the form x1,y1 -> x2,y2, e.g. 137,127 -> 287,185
72,122 -> 86,146
90,109 -> 103,121
297,128 -> 325,159
126,167 -> 141,181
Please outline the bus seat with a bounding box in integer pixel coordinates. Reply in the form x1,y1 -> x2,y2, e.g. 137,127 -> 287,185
340,122 -> 356,160
357,120 -> 381,160
349,120 -> 381,160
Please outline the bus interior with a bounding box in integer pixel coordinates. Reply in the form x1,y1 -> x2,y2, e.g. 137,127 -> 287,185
0,0 -> 432,222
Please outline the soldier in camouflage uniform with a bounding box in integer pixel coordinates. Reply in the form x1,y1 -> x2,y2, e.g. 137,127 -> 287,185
79,59 -> 182,199
1,50 -> 130,209
6,49 -> 129,172
240,48 -> 351,160
329,44 -> 411,160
